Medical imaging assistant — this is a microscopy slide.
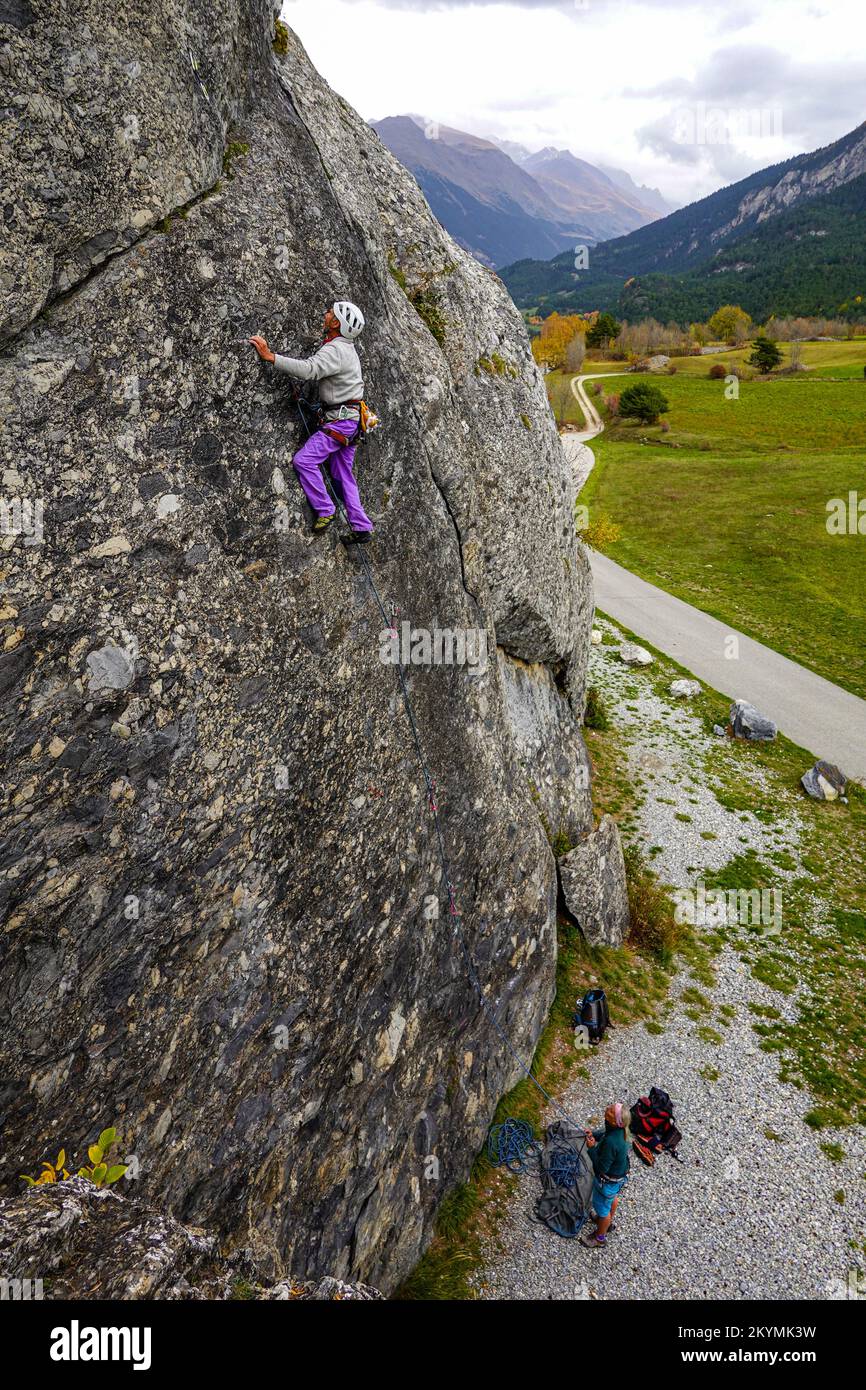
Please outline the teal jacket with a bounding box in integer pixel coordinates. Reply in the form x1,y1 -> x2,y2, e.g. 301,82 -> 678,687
590,1122 -> 630,1181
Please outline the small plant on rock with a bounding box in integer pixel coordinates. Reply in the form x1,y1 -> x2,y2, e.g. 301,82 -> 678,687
20,1125 -> 128,1190
273,18 -> 289,55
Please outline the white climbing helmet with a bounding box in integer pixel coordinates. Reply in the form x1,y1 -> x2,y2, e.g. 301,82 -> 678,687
333,300 -> 365,339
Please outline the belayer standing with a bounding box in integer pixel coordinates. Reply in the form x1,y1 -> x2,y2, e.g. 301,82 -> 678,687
581,1101 -> 631,1250
249,301 -> 374,544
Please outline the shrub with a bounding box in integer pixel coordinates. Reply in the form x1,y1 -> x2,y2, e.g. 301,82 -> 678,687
618,382 -> 669,424
578,512 -> 622,551
708,363 -> 726,379
604,392 -> 620,415
273,18 -> 289,55
660,419 -> 671,433
583,685 -> 609,731
624,845 -> 682,966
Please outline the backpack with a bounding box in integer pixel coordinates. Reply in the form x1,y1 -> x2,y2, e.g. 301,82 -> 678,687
574,988 -> 610,1044
630,1086 -> 682,1162
533,1122 -> 595,1239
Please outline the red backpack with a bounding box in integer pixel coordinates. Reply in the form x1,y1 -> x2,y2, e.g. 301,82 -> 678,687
630,1087 -> 682,1164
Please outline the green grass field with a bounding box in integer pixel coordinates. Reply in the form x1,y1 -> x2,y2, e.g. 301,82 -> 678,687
568,342 -> 866,701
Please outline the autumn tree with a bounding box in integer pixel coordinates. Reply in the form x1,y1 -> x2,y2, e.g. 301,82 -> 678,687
708,304 -> 752,345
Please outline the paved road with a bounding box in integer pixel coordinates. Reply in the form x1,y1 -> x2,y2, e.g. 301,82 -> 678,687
564,371 -> 866,781
591,552 -> 866,781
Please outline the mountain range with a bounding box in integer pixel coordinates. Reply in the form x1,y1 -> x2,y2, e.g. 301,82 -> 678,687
372,116 -> 668,267
501,121 -> 866,323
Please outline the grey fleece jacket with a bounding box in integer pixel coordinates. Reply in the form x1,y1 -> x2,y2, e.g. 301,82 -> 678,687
273,337 -> 364,417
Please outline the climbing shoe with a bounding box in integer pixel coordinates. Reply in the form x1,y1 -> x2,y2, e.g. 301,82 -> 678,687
341,529 -> 373,546
580,1229 -> 607,1250
312,513 -> 335,534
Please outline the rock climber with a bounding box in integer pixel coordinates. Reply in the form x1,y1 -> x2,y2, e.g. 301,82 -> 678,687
581,1101 -> 631,1250
249,301 -> 374,544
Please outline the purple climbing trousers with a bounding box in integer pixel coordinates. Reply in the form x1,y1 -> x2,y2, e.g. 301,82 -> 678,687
292,420 -> 373,532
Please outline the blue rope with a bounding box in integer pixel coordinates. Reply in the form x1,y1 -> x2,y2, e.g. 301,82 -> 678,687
487,1118 -> 542,1174
291,392 -> 584,1133
548,1147 -> 583,1189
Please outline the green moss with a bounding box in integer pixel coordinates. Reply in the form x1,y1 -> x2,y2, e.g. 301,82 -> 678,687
388,255 -> 408,293
273,18 -> 289,55
699,1064 -> 720,1082
520,414 -> 533,430
223,140 -> 250,178
477,352 -> 518,379
409,287 -> 447,347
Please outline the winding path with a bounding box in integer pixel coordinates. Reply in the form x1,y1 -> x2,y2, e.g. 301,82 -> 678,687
565,373 -> 866,782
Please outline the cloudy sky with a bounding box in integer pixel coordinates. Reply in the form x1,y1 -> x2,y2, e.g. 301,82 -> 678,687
282,0 -> 865,206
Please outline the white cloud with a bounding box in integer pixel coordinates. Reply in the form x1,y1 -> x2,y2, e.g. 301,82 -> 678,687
283,0 -> 866,205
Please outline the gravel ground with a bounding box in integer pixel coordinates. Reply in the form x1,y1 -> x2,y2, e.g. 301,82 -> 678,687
477,620 -> 866,1301
586,617 -> 804,891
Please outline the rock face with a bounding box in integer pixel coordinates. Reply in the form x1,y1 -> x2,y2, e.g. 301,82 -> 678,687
558,816 -> 630,948
0,5 -> 596,1293
0,1178 -> 381,1299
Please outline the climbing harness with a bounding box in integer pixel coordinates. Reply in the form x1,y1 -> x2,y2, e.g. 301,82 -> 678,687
290,388 -> 587,1135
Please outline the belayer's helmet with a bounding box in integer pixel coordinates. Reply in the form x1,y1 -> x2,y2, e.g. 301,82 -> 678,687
333,300 -> 365,339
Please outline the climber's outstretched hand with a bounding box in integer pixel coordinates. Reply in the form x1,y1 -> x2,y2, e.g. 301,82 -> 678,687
249,335 -> 275,363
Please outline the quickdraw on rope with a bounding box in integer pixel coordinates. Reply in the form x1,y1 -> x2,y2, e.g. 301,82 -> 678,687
290,391 -> 586,1136
487,1118 -> 542,1174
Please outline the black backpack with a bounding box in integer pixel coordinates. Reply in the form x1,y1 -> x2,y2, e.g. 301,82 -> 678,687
574,988 -> 610,1044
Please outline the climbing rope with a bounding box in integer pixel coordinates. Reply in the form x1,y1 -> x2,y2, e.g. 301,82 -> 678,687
291,391 -> 586,1136
487,1118 -> 542,1174
548,1146 -> 584,1190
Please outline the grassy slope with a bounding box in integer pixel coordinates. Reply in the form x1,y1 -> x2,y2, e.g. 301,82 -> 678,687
573,350 -> 866,700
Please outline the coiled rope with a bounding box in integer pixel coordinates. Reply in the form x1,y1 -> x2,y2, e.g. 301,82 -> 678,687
487,1118 -> 543,1173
